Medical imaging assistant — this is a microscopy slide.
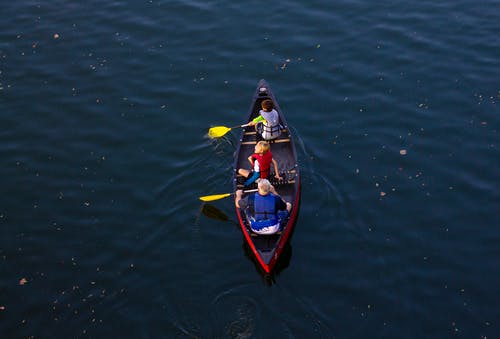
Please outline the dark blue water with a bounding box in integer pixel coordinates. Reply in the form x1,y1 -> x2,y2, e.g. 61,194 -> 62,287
1,1 -> 498,337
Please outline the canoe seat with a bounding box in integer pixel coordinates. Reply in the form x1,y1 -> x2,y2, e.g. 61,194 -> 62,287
272,138 -> 290,143
242,138 -> 290,145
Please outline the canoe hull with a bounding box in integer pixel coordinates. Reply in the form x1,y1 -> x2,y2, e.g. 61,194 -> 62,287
233,80 -> 301,274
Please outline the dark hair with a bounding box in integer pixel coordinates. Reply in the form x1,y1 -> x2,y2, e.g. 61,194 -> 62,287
261,99 -> 274,112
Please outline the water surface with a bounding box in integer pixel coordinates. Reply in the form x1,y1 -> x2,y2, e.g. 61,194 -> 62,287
1,1 -> 498,337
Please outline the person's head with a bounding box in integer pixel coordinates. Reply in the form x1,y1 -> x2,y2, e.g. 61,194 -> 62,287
254,140 -> 270,154
257,179 -> 272,195
261,99 -> 274,112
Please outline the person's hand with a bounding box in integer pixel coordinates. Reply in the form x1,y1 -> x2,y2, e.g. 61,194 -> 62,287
236,190 -> 243,198
269,185 -> 277,195
274,173 -> 282,181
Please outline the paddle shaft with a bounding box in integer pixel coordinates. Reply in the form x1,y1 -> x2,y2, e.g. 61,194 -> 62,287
230,123 -> 250,129
208,123 -> 251,138
199,188 -> 258,202
232,188 -> 258,196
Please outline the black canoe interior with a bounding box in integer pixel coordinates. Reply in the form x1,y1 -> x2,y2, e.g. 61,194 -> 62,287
233,81 -> 299,264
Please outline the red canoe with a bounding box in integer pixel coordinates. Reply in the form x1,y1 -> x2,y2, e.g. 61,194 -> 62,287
233,79 -> 301,274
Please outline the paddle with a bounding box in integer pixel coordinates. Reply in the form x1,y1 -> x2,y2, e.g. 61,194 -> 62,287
208,123 -> 250,138
199,189 -> 258,202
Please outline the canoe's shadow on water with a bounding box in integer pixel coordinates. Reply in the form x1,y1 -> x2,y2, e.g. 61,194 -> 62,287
201,203 -> 293,286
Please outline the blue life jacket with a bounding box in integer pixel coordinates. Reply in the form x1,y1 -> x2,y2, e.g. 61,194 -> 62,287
250,193 -> 278,231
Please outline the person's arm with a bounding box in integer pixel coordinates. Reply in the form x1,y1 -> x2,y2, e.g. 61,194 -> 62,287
272,158 -> 282,180
236,190 -> 251,209
269,185 -> 282,198
251,115 -> 265,124
270,186 -> 291,212
274,195 -> 288,211
247,155 -> 254,167
235,190 -> 243,208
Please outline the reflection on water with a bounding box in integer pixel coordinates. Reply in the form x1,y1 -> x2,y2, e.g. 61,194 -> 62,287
201,203 -> 230,222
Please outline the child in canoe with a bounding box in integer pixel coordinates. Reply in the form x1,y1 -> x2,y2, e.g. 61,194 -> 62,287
247,99 -> 282,140
238,141 -> 282,186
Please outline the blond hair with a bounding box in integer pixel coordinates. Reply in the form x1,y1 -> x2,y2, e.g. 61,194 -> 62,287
256,140 -> 270,153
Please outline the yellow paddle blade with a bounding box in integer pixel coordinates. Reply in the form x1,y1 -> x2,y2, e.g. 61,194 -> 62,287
199,193 -> 232,202
208,126 -> 231,138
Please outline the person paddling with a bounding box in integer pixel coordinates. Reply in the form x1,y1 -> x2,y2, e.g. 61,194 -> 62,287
247,99 -> 282,141
235,179 -> 292,235
238,141 -> 282,187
